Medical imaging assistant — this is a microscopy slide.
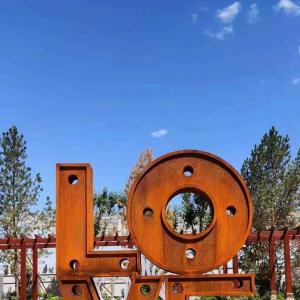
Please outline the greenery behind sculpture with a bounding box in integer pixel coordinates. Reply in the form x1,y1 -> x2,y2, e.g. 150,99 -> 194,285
240,127 -> 300,295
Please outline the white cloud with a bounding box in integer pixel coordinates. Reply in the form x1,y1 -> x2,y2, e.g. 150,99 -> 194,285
216,2 -> 242,23
150,129 -> 168,138
291,77 -> 300,85
192,13 -> 198,22
248,3 -> 260,24
298,44 -> 300,54
205,25 -> 234,40
275,0 -> 300,16
206,2 -> 241,41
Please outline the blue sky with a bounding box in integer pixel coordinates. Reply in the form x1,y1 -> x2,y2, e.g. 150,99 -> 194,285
0,0 -> 300,208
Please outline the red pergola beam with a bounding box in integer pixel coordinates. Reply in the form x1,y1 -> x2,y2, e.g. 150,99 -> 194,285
0,228 -> 299,300
247,228 -> 300,242
0,235 -> 133,249
0,228 -> 299,249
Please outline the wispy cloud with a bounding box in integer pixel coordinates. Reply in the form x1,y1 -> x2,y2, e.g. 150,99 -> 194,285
298,44 -> 300,54
275,0 -> 300,16
216,2 -> 242,23
192,13 -> 198,23
206,2 -> 241,40
191,6 -> 208,23
150,129 -> 168,138
248,3 -> 260,24
291,77 -> 300,85
205,25 -> 234,40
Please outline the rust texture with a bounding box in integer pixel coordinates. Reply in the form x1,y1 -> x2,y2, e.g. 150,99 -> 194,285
127,150 -> 253,274
56,150 -> 256,299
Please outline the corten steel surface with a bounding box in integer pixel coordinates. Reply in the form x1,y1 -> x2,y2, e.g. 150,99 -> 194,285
56,164 -> 140,299
165,274 -> 255,299
127,150 -> 253,274
56,150 -> 255,299
127,274 -> 255,299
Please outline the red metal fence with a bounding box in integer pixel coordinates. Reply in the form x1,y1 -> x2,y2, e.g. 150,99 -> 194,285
0,227 -> 299,300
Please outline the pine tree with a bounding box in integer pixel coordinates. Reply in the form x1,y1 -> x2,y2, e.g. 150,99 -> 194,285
0,126 -> 55,297
240,127 -> 300,294
241,126 -> 300,230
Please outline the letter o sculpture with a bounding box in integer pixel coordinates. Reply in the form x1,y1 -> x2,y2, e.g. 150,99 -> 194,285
127,150 -> 253,274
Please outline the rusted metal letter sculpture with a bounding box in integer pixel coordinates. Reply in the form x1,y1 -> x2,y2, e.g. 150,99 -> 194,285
57,150 -> 255,299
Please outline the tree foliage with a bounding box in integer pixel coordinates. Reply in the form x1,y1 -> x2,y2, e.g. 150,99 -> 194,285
166,192 -> 213,234
0,126 -> 55,297
241,127 -> 300,230
240,127 -> 300,294
94,188 -> 126,236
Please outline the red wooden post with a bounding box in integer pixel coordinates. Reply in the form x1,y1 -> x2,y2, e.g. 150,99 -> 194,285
269,232 -> 276,299
223,263 -> 228,274
128,235 -> 134,249
284,230 -> 293,299
20,240 -> 27,300
233,255 -> 238,273
32,247 -> 38,300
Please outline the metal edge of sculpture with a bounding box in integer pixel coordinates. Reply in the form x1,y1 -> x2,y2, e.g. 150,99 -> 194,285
56,150 -> 255,299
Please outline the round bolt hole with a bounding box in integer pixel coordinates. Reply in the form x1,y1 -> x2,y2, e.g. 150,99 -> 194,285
143,208 -> 153,217
173,282 -> 183,293
69,259 -> 79,271
226,206 -> 236,217
183,166 -> 193,177
72,285 -> 82,296
140,284 -> 151,295
185,248 -> 196,259
68,174 -> 79,185
234,279 -> 243,288
120,259 -> 130,270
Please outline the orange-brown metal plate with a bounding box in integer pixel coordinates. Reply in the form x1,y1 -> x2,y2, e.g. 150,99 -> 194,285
56,164 -> 140,299
127,274 -> 255,300
58,278 -> 99,299
127,150 -> 253,274
56,150 -> 254,299
165,274 -> 255,299
128,275 -> 164,299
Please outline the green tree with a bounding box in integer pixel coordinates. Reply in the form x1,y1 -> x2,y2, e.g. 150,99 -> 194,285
193,193 -> 213,232
240,127 -> 300,294
94,188 -> 126,236
166,192 -> 213,235
182,193 -> 197,233
0,126 -> 55,298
